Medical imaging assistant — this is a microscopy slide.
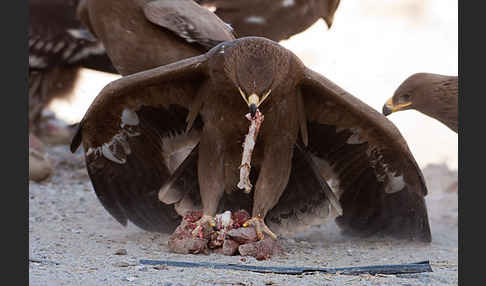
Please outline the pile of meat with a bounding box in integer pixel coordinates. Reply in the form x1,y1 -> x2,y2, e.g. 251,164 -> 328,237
168,210 -> 283,260
169,111 -> 280,259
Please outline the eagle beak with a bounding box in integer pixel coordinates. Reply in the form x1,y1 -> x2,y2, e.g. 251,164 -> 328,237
382,100 -> 393,116
382,97 -> 412,116
238,88 -> 272,118
248,94 -> 259,118
249,103 -> 258,118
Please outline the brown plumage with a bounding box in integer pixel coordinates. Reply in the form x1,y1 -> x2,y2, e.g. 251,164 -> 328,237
29,0 -> 116,132
383,73 -> 458,133
70,0 -> 235,232
72,37 -> 431,242
197,0 -> 341,42
79,0 -> 235,76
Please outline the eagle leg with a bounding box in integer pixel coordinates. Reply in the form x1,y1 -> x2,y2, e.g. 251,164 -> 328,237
194,126 -> 225,238
243,216 -> 277,241
247,130 -> 296,241
191,215 -> 216,239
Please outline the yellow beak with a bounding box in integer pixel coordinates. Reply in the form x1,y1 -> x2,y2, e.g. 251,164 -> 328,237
238,88 -> 272,108
382,97 -> 412,116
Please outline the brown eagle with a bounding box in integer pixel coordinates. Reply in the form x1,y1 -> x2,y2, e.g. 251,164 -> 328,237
76,0 -> 235,75
383,73 -> 458,133
72,37 -> 431,242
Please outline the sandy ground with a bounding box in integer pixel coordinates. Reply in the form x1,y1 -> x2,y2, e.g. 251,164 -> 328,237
29,145 -> 458,285
31,1 -> 458,284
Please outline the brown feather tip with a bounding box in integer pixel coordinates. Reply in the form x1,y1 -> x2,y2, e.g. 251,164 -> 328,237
70,123 -> 83,153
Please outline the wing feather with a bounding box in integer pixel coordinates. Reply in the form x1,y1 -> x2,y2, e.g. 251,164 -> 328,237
298,68 -> 431,242
143,0 -> 235,50
72,56 -> 208,232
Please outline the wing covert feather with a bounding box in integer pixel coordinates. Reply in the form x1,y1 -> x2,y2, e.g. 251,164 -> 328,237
143,0 -> 235,50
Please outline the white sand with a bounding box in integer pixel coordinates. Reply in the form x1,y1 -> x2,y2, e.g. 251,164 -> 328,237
29,146 -> 457,285
35,1 -> 458,285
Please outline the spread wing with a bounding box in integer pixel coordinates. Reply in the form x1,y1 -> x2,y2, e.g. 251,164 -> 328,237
295,68 -> 431,242
198,0 -> 341,42
29,0 -> 108,70
71,55 -> 210,232
143,0 -> 235,50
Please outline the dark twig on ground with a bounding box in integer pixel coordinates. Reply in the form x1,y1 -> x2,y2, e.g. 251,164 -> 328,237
139,259 -> 432,275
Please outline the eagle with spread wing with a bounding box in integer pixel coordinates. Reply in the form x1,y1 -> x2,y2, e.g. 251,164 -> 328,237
72,36 -> 431,242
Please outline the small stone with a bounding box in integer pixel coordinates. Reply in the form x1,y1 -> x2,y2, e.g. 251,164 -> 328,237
29,148 -> 53,182
114,249 -> 128,255
240,257 -> 247,262
113,262 -> 130,267
137,266 -> 149,272
153,264 -> 169,270
123,276 -> 136,282
299,240 -> 311,248
285,238 -> 296,244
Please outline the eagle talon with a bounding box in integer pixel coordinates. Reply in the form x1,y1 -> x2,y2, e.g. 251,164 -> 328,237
191,215 -> 216,238
243,217 -> 277,240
